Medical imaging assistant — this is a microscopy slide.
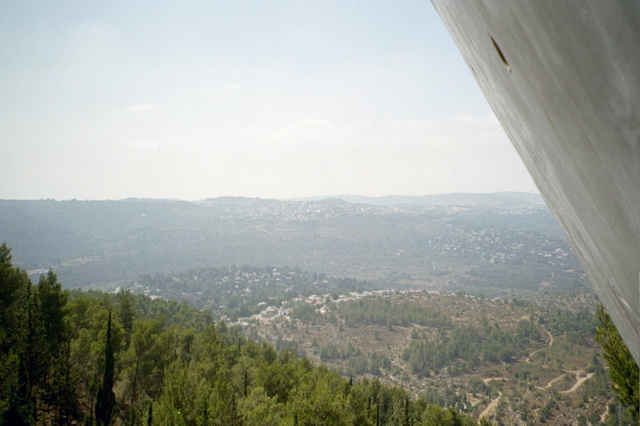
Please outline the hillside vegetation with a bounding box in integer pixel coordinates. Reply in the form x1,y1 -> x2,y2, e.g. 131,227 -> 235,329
248,291 -> 636,425
3,194 -> 632,425
0,244 -> 479,425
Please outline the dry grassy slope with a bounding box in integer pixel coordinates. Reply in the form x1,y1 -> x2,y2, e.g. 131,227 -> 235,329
249,292 -> 612,425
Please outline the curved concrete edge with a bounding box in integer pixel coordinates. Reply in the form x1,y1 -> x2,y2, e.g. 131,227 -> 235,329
431,0 -> 639,363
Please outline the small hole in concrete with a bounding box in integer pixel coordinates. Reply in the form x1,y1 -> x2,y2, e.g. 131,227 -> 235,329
491,36 -> 511,71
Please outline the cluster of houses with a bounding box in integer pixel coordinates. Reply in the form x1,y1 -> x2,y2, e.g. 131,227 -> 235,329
233,289 -> 401,326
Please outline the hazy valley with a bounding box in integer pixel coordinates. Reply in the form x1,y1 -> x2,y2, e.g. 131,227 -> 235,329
1,194 -> 635,425
0,193 -> 586,298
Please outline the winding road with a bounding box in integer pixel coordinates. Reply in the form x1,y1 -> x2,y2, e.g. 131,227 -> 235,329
525,326 -> 553,364
478,378 -> 508,420
535,373 -> 566,390
478,324 -> 595,422
559,372 -> 595,394
478,391 -> 502,421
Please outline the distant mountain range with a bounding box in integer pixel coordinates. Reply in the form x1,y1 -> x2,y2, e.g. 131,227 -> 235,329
292,192 -> 545,207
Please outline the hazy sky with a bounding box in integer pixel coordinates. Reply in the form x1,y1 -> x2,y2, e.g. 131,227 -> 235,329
1,1 -> 538,201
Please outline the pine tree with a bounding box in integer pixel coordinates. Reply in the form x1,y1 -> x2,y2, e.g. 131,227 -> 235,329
0,244 -> 31,424
227,393 -> 241,426
19,281 -> 47,424
52,333 -> 78,423
0,244 -> 26,336
96,312 -> 116,425
595,304 -> 639,422
36,270 -> 69,413
118,290 -> 135,350
147,402 -> 153,426
404,396 -> 411,426
37,270 -> 67,353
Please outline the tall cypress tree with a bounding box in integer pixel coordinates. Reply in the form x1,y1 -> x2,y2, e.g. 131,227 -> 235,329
18,281 -> 47,424
52,332 -> 78,423
0,244 -> 25,339
36,270 -> 68,413
118,290 -> 135,350
0,244 -> 30,424
96,312 -> 116,425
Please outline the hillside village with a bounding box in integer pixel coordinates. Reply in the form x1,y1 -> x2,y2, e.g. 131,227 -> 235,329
3,197 -> 586,295
234,288 -> 401,326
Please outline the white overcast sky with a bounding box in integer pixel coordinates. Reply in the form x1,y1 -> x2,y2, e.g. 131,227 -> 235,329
0,1 -> 538,201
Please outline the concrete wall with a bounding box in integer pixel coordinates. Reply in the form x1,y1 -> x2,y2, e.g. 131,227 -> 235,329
431,0 -> 639,363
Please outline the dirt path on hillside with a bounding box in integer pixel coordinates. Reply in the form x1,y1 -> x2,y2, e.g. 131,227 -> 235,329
525,325 -> 553,364
523,326 -> 595,393
478,378 -> 508,421
535,373 -> 566,390
478,326 -> 552,421
532,367 -> 595,393
599,400 -> 612,423
477,324 -> 595,421
479,391 -> 502,421
559,372 -> 595,394
482,377 -> 509,384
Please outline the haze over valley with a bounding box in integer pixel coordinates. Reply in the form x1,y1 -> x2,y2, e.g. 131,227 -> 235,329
1,2 -> 636,424
0,193 -> 586,298
2,193 -> 634,425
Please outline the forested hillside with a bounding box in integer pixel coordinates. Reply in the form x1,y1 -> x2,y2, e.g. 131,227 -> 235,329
251,291 -> 637,425
0,244 -> 480,425
126,265 -> 366,321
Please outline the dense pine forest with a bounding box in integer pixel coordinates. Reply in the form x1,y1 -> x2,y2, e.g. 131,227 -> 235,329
1,244 -> 482,425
